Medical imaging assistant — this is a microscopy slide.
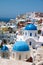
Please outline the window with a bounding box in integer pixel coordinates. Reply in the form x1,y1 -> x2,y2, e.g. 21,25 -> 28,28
19,54 -> 21,60
22,32 -> 24,35
38,36 -> 39,39
42,33 -> 43,36
41,44 -> 43,46
30,33 -> 32,36
29,41 -> 31,45
26,55 -> 28,59
13,53 -> 14,58
2,52 -> 5,58
25,32 -> 27,35
35,33 -> 37,36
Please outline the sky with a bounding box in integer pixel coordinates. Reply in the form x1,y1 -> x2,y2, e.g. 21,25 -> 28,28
0,0 -> 43,18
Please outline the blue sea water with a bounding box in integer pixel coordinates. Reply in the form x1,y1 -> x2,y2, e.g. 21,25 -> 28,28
0,16 -> 16,23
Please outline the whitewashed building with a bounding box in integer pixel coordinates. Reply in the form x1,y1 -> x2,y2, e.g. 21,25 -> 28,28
12,41 -> 30,60
16,24 -> 40,49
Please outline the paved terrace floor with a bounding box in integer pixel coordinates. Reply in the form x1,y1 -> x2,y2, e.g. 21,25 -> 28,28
0,58 -> 32,65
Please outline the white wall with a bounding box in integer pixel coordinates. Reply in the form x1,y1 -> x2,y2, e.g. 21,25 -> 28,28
23,30 -> 38,38
26,38 -> 37,48
12,51 -> 30,60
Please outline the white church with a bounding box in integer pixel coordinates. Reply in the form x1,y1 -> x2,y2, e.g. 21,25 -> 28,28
17,23 -> 43,49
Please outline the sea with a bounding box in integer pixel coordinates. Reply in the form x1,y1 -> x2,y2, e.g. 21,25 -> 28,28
0,16 -> 16,23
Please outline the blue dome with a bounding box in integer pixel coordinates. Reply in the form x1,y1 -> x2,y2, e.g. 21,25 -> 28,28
25,24 -> 37,30
12,41 -> 30,52
1,45 -> 9,51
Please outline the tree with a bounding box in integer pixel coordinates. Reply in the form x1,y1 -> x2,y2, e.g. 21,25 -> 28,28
38,30 -> 41,34
2,39 -> 7,44
8,27 -> 13,33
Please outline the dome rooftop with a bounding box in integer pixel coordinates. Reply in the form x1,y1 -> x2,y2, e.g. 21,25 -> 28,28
1,45 -> 9,51
25,24 -> 37,30
12,41 -> 30,52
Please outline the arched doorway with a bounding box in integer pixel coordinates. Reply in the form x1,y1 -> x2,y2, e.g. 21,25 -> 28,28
26,38 -> 36,48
